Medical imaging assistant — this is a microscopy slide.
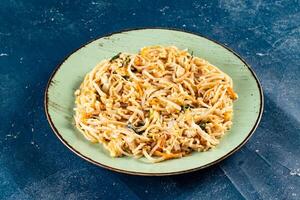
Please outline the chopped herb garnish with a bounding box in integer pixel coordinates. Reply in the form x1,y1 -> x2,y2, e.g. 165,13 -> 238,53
131,67 -> 137,72
136,121 -> 145,127
122,56 -> 131,67
109,52 -> 121,62
198,122 -> 206,130
122,75 -> 129,80
181,105 -> 193,111
191,51 -> 194,59
120,55 -> 131,67
96,95 -> 101,101
127,123 -> 136,131
127,122 -> 144,135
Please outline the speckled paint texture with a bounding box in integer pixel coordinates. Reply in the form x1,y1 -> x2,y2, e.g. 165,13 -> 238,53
0,0 -> 299,200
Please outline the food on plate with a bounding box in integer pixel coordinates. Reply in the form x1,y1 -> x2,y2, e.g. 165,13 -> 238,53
74,46 -> 238,162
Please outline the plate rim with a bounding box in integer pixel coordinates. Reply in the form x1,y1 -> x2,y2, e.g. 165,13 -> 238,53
44,27 -> 264,176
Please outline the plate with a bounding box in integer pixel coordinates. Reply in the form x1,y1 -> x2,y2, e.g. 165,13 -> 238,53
45,28 -> 263,176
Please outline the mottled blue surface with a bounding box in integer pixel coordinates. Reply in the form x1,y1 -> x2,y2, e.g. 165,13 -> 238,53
0,0 -> 299,199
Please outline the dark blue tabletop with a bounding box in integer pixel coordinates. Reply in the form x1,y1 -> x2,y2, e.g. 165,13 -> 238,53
0,0 -> 299,199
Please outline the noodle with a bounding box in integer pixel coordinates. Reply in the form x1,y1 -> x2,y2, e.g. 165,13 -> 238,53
74,46 -> 238,163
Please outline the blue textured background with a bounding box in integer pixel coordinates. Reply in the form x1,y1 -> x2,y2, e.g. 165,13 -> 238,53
0,0 -> 299,199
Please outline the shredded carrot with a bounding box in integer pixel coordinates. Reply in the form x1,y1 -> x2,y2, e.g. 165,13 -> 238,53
154,151 -> 183,159
135,83 -> 143,96
134,56 -> 143,66
227,87 -> 238,100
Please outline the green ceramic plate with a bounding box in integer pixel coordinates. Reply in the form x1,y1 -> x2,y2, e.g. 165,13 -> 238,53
45,28 -> 263,176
